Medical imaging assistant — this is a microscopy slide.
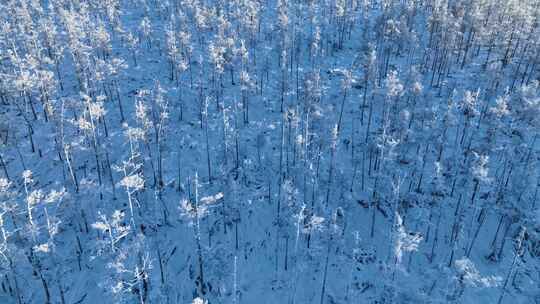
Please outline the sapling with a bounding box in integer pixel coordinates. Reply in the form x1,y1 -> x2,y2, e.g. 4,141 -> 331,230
453,257 -> 502,300
107,240 -> 152,304
40,188 -> 66,247
149,82 -> 169,190
497,226 -> 526,304
238,40 -> 252,124
125,32 -> 139,66
458,90 -> 480,147
392,211 -> 423,280
320,208 -> 345,304
92,210 -> 131,253
62,144 -> 79,193
139,17 -> 152,49
165,19 -> 179,82
360,43 -> 377,126
22,170 -> 37,232
203,97 -> 212,181
19,169 -> 58,303
0,178 -> 12,257
208,37 -> 227,109
387,175 -> 404,262
407,80 -> 423,131
0,178 -> 20,300
115,124 -> 145,226
239,70 -> 253,125
32,188 -> 66,304
383,70 -> 404,127
177,29 -> 194,88
58,98 -> 80,192
108,58 -> 128,122
302,207 -> 325,249
370,132 -> 399,238
180,172 -> 223,298
289,203 -> 306,304
325,124 -> 339,207
466,152 -> 492,257
118,164 -> 145,228
134,89 -> 158,186
337,69 -> 353,132
448,195 -> 463,267
80,93 -> 107,200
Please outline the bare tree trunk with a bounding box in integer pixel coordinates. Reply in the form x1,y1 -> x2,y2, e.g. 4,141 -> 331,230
319,240 -> 331,304
0,153 -> 8,180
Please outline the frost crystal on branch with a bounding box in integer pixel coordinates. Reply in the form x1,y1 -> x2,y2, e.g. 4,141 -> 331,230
200,192 -> 224,205
0,179 -> 9,192
394,212 -> 423,265
385,70 -> 404,98
88,100 -> 107,119
472,152 -> 491,183
491,94 -> 510,117
22,170 -> 33,184
92,210 -> 131,252
302,214 -> 325,234
33,243 -> 50,253
45,188 -> 66,204
119,174 -> 145,191
27,189 -> 44,206
180,191 -> 223,220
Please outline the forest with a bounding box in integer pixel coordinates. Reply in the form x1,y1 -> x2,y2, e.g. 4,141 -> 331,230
0,0 -> 539,303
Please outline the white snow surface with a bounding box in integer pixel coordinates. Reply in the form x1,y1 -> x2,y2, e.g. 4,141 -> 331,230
0,1 -> 539,304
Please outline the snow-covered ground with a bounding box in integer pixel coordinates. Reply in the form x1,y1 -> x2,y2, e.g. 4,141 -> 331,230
0,0 -> 539,303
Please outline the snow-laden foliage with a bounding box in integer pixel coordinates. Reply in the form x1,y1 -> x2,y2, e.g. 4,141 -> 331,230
393,212 -> 423,265
455,258 -> 502,288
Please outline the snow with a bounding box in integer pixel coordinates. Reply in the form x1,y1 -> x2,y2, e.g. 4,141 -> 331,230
0,0 -> 539,304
